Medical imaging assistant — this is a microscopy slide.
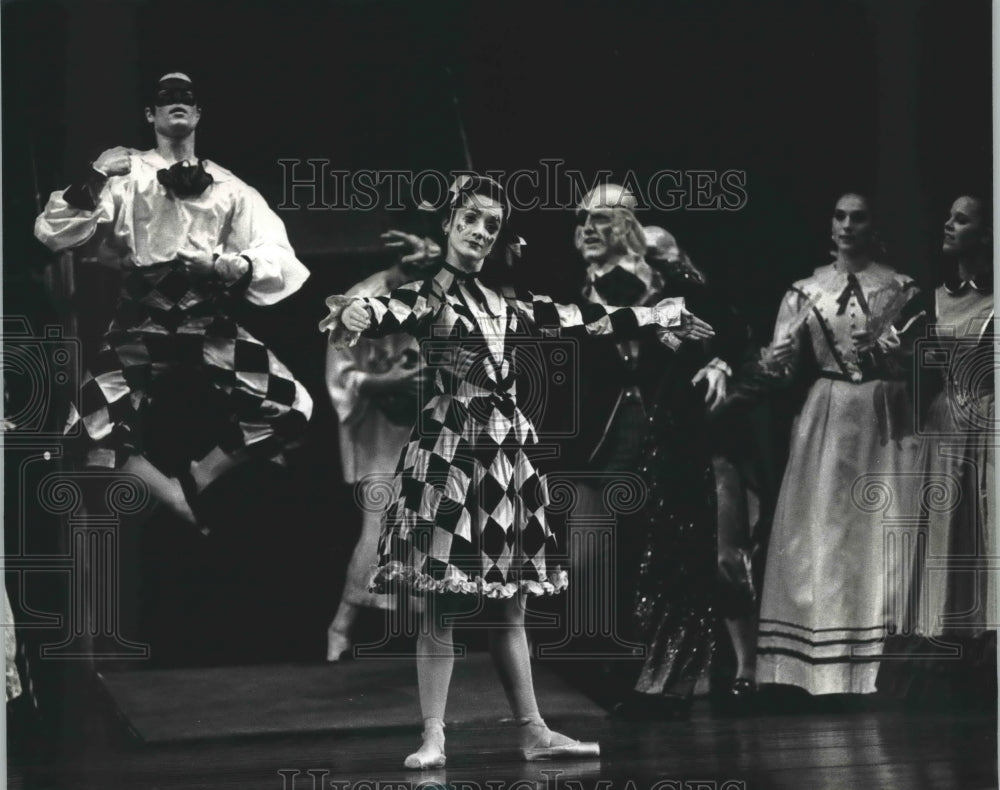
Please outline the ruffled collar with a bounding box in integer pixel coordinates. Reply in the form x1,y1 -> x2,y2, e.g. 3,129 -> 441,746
812,261 -> 900,293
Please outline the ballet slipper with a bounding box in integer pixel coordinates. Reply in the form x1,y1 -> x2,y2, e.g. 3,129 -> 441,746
404,718 -> 446,769
326,625 -> 351,662
517,717 -> 600,761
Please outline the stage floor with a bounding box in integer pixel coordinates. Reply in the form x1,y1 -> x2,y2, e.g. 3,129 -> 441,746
7,655 -> 998,790
95,653 -> 606,742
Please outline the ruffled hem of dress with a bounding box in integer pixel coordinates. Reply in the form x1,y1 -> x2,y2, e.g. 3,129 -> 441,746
369,561 -> 568,598
319,294 -> 362,349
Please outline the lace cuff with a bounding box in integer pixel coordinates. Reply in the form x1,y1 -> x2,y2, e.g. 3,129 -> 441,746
644,296 -> 685,328
656,328 -> 683,351
706,356 -> 733,377
319,294 -> 366,349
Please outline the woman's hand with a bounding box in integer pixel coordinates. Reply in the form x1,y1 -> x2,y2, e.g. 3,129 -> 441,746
381,230 -> 441,265
673,308 -> 715,340
851,328 -> 876,355
342,300 -> 373,332
765,336 -> 798,366
691,365 -> 728,410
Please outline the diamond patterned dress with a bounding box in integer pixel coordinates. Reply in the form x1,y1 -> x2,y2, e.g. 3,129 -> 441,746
321,265 -> 682,598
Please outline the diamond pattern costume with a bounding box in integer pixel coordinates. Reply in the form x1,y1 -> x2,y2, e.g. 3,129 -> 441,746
321,265 -> 684,598
34,150 -> 313,468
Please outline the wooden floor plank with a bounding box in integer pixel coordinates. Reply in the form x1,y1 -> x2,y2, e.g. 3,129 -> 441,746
7,658 -> 997,790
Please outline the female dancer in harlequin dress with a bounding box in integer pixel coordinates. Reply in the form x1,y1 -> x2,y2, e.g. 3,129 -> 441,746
320,175 -> 713,768
754,193 -> 926,696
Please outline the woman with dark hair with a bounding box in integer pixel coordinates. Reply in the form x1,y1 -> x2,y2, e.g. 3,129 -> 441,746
754,192 -> 926,696
883,193 -> 995,703
320,175 -> 713,768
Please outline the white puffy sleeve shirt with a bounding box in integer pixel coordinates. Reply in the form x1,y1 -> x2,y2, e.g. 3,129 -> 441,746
34,149 -> 309,306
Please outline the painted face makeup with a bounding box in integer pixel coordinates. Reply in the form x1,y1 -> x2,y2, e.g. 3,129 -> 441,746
447,195 -> 504,265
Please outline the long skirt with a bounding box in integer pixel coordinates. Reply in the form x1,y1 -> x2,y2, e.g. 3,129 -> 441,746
915,391 -> 995,637
757,377 -> 919,695
875,390 -> 996,703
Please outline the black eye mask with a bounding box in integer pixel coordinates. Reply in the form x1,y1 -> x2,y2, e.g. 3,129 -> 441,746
157,159 -> 214,198
155,80 -> 196,107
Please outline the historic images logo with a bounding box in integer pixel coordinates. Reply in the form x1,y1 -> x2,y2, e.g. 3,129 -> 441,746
277,160 -> 748,213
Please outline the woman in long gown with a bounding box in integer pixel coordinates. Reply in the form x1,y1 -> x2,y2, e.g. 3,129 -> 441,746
880,193 -> 995,703
320,175 -> 713,768
755,193 -> 926,695
917,194 -> 994,643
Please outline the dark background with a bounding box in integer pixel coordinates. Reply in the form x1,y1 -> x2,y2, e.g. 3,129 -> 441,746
2,0 -> 993,668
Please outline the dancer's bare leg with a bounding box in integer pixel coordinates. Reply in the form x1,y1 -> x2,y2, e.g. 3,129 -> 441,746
326,600 -> 357,662
189,445 -> 253,493
405,593 -> 454,769
328,498 -> 392,661
121,454 -> 195,525
487,595 -> 599,760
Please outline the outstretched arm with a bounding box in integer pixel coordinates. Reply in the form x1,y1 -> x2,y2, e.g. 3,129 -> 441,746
510,291 -> 714,340
320,280 -> 436,348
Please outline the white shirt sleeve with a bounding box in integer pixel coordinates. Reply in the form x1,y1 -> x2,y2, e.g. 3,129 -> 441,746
34,178 -> 120,252
224,184 -> 310,305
